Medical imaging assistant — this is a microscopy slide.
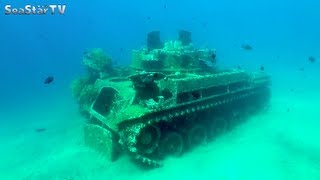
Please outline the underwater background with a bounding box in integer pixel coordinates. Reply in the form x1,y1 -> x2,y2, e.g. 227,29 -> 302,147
0,0 -> 319,179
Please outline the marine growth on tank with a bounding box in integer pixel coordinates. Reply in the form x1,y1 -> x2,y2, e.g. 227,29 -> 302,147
72,31 -> 271,168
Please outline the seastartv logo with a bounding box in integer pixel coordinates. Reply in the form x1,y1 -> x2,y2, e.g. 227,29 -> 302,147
4,4 -> 66,15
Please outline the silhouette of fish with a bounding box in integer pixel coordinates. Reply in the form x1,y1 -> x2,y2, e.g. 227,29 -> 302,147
308,56 -> 316,63
202,22 -> 208,28
260,66 -> 265,71
44,76 -> 54,84
241,44 -> 253,50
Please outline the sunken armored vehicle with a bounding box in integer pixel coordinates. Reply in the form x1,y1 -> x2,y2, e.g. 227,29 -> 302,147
72,31 -> 271,168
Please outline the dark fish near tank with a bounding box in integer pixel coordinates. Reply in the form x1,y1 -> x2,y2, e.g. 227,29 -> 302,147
35,128 -> 47,133
308,56 -> 316,63
260,66 -> 265,71
241,44 -> 253,50
44,76 -> 54,84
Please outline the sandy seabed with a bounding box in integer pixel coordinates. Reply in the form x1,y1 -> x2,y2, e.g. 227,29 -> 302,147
1,88 -> 319,180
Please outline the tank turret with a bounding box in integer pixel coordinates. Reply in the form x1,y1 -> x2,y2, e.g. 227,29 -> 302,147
133,31 -> 216,73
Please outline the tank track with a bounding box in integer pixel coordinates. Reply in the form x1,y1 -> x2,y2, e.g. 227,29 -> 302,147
121,123 -> 163,167
119,86 -> 269,167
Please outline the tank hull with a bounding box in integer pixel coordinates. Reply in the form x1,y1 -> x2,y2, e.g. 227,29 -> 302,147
73,32 -> 271,168
86,70 -> 270,167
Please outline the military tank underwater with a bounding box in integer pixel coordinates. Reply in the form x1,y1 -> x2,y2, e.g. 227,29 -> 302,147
72,30 -> 271,168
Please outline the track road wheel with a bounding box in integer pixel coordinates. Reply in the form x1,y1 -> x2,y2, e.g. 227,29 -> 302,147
136,125 -> 160,154
186,124 -> 207,148
207,116 -> 228,139
158,132 -> 184,157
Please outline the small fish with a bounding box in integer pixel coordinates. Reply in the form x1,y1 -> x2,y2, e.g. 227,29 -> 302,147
202,22 -> 208,28
308,56 -> 316,63
237,65 -> 242,70
35,128 -> 46,133
44,76 -> 54,84
260,66 -> 265,71
146,16 -> 151,21
39,33 -> 48,41
163,4 -> 167,9
241,44 -> 253,50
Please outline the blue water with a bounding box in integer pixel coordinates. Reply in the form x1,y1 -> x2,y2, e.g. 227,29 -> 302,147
1,0 -> 319,179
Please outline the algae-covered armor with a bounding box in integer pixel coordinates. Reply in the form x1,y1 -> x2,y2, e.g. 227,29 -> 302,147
73,31 -> 271,168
